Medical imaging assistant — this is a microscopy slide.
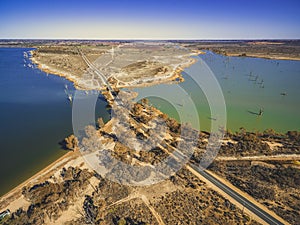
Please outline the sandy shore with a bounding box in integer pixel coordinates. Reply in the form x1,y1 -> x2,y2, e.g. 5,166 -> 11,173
0,117 -> 118,212
30,48 -> 199,91
0,150 -> 80,212
30,52 -> 83,90
30,57 -> 192,91
0,48 -> 197,210
224,52 -> 300,61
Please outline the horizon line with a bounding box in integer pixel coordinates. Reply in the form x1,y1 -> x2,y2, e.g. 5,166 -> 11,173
1,38 -> 300,41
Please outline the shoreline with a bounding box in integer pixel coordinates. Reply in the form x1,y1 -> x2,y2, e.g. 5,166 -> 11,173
30,50 -> 198,91
1,46 -> 298,213
224,52 -> 300,61
2,43 -> 300,62
0,49 -> 197,203
0,150 -> 77,211
32,47 -> 300,93
195,48 -> 300,61
30,52 -> 83,89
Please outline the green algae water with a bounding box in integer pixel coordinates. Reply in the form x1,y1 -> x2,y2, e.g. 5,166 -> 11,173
0,48 -> 110,196
136,51 -> 300,133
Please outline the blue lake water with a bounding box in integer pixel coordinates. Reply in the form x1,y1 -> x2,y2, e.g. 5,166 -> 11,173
0,48 -> 109,196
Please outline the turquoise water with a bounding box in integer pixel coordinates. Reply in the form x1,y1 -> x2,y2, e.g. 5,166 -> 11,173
0,48 -> 109,196
136,51 -> 300,133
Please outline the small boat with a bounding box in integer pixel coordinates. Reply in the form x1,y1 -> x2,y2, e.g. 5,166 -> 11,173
258,108 -> 264,116
68,95 -> 73,102
64,85 -> 73,103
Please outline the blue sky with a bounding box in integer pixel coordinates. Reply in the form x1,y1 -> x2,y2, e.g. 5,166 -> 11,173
0,0 -> 299,39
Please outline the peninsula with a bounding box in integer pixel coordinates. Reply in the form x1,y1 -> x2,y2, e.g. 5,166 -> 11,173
0,40 -> 299,225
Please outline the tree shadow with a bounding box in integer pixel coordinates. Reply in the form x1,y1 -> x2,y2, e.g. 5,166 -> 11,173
98,95 -> 107,102
207,116 -> 217,121
58,140 -> 69,151
247,110 -> 260,116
